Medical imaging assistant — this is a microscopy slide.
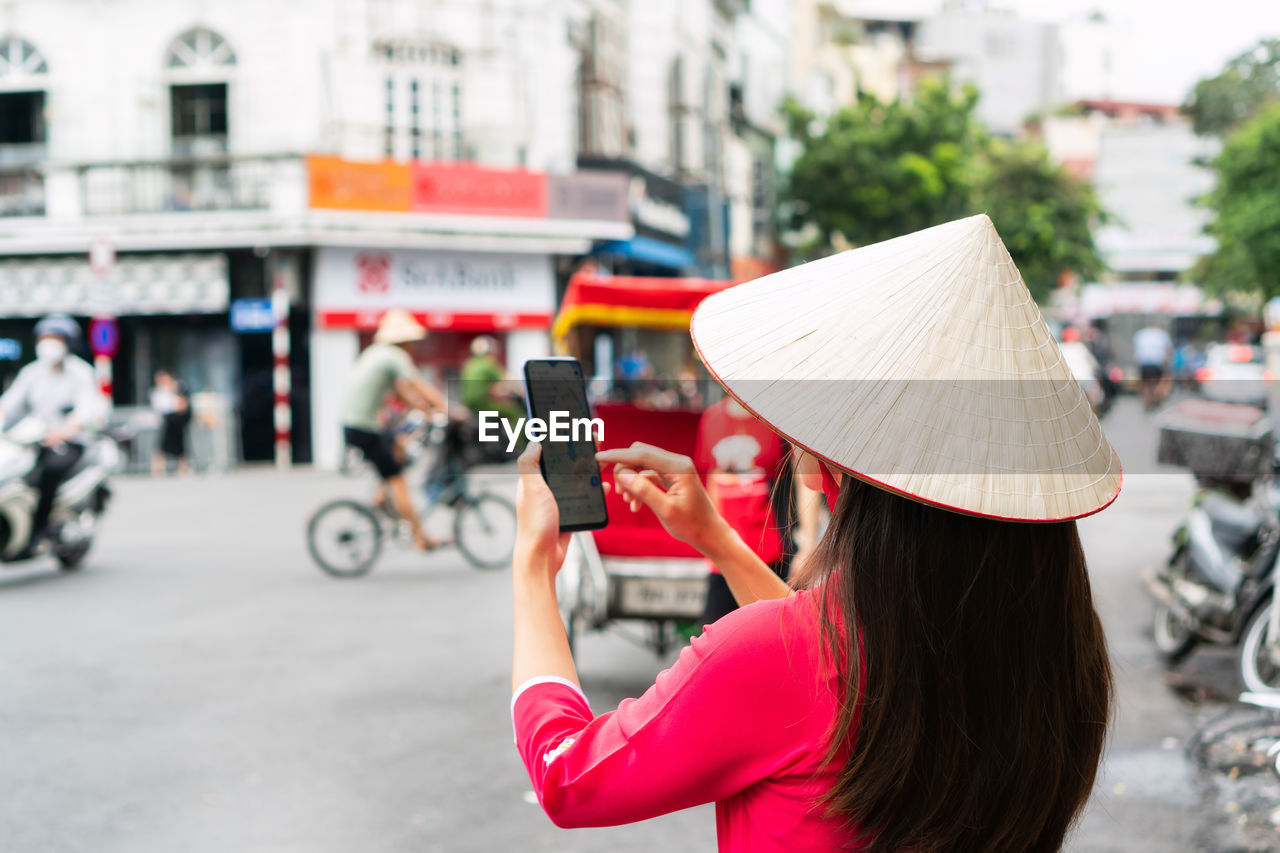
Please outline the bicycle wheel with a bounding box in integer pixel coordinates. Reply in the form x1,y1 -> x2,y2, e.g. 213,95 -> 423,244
1241,600 -> 1280,694
307,500 -> 384,578
1190,710 -> 1280,776
453,492 -> 517,570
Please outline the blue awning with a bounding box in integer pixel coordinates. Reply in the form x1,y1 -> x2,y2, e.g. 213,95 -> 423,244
596,236 -> 695,271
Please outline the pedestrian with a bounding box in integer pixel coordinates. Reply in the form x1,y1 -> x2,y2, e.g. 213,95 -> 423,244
509,215 -> 1117,851
150,369 -> 192,476
1134,320 -> 1173,411
340,310 -> 448,551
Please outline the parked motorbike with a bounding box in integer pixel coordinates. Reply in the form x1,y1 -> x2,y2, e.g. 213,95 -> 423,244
0,419 -> 120,570
1143,474 -> 1280,691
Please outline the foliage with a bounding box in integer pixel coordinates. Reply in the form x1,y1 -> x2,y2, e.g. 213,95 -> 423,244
1195,102 -> 1280,300
976,140 -> 1106,299
1183,40 -> 1280,137
783,79 -> 1105,302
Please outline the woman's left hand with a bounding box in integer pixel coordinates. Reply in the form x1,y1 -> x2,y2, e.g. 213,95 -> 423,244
514,442 -> 572,573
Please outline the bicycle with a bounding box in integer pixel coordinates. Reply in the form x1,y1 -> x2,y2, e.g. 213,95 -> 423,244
1188,692 -> 1280,778
306,411 -> 517,577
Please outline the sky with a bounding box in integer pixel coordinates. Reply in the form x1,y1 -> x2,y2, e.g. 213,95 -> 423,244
851,0 -> 1280,104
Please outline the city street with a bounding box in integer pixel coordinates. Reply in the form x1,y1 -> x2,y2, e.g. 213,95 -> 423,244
0,396 -> 1275,852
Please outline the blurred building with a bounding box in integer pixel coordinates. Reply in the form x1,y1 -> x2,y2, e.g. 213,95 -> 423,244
914,2 -> 1061,136
1038,100 -> 1217,281
0,0 -> 794,469
1039,100 -> 1221,362
790,1 -> 942,114
1056,11 -> 1140,105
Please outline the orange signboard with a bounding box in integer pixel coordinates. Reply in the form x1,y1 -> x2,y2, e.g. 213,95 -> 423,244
307,155 -> 412,212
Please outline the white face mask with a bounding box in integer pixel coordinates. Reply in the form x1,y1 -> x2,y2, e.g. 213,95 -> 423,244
35,338 -> 67,365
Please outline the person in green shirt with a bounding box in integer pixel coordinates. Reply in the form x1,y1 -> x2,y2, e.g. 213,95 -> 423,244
340,310 -> 447,550
460,336 -> 525,428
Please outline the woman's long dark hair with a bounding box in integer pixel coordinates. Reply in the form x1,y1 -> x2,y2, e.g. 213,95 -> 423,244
795,475 -> 1113,852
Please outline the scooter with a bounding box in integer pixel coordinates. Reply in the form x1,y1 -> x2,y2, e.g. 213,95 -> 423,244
0,418 -> 120,570
1143,474 -> 1280,691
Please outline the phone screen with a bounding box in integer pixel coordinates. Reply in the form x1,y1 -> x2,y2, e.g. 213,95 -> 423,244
523,358 -> 609,532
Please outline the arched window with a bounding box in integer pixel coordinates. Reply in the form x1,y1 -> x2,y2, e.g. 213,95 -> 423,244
165,27 -> 237,71
0,37 -> 48,155
164,28 -> 236,154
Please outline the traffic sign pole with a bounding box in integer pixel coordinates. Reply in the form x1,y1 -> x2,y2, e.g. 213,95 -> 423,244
88,316 -> 119,401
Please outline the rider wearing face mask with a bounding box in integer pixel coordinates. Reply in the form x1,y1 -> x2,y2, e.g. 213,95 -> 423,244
0,315 -> 107,558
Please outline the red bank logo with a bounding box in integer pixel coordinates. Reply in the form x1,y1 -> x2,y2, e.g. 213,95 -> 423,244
356,252 -> 392,294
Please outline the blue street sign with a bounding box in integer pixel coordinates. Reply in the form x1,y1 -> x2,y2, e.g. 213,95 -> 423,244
88,316 -> 119,358
0,338 -> 20,361
230,299 -> 275,334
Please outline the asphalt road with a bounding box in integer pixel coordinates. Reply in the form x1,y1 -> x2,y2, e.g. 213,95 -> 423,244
0,395 -> 1272,852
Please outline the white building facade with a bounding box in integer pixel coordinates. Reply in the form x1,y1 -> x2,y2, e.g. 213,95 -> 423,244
0,0 -> 790,468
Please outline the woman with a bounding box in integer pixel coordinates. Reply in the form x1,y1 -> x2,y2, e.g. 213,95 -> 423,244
151,369 -> 192,476
511,215 -> 1119,851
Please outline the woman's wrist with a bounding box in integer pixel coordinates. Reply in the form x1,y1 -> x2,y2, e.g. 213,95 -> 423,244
692,516 -> 739,562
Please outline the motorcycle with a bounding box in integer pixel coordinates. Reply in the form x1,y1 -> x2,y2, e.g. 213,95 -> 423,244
0,418 -> 120,570
1143,474 -> 1280,691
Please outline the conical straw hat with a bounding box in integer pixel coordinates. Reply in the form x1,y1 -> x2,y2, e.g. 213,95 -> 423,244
690,214 -> 1121,522
373,309 -> 427,344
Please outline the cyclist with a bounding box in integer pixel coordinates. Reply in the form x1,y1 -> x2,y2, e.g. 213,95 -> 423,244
460,335 -> 524,426
0,314 -> 107,559
340,310 -> 447,551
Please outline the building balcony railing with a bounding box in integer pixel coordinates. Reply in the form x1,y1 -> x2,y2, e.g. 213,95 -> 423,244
0,165 -> 46,217
77,154 -> 300,216
0,154 -> 306,220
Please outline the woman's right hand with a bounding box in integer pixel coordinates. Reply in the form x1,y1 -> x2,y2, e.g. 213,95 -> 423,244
596,442 -> 730,554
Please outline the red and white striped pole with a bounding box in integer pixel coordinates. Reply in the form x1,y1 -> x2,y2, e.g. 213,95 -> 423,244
94,354 -> 112,399
272,266 -> 291,469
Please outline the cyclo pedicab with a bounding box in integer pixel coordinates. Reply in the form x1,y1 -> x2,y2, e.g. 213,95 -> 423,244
551,271 -> 738,657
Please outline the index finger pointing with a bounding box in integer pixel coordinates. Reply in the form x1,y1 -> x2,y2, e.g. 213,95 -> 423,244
596,443 -> 693,476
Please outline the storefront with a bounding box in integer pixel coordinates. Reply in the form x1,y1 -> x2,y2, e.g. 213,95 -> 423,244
0,250 -> 289,468
0,251 -> 232,405
578,157 -> 696,276
303,155 -> 632,469
309,245 -> 557,468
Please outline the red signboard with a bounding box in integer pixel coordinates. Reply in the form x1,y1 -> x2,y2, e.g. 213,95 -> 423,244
317,310 -> 552,332
410,162 -> 547,218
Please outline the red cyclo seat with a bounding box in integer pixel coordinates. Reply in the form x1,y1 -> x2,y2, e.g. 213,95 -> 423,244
590,402 -> 703,559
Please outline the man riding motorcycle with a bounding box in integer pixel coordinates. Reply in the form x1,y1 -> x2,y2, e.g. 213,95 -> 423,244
0,314 -> 107,559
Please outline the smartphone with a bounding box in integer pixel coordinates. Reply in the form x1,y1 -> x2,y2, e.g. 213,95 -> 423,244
522,358 -> 609,532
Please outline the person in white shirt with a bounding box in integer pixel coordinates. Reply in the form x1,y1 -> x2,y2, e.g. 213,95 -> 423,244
1133,322 -> 1173,411
0,315 -> 107,557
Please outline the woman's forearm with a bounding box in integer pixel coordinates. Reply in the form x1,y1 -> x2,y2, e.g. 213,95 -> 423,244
697,519 -> 792,606
512,555 -> 580,692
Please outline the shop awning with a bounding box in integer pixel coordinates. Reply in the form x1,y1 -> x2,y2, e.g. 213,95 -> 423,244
552,272 -> 737,347
596,236 -> 696,271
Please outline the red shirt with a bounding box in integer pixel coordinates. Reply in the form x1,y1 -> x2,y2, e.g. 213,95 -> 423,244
695,399 -> 789,568
512,592 -> 855,851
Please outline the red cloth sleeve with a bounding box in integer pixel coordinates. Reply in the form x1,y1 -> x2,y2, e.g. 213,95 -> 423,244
512,598 -> 825,828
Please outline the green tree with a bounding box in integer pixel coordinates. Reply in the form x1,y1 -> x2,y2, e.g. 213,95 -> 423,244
785,79 -> 983,247
784,79 -> 1105,302
977,139 -> 1106,299
1195,102 -> 1280,299
1183,40 -> 1280,137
